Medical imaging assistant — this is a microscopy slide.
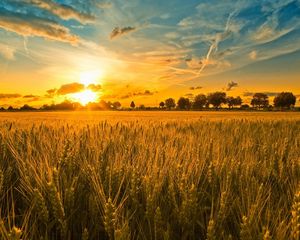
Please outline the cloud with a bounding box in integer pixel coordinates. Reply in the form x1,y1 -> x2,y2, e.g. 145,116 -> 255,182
249,50 -> 257,60
184,93 -> 194,98
110,26 -> 136,39
57,82 -> 85,95
120,90 -> 157,99
29,0 -> 95,23
46,88 -> 57,97
96,2 -> 113,9
0,9 -> 79,44
0,93 -> 22,99
0,43 -> 15,60
23,94 -> 41,102
189,86 -> 202,90
243,91 -> 280,97
198,11 -> 236,74
23,94 -> 39,98
87,84 -> 102,92
226,81 -> 238,91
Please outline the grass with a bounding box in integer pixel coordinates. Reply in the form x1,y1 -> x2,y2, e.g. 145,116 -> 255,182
0,112 -> 299,239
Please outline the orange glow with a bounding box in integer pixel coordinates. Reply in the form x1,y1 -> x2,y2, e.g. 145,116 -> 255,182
71,90 -> 99,105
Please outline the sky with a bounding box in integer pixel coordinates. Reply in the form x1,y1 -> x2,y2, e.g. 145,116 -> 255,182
0,0 -> 300,107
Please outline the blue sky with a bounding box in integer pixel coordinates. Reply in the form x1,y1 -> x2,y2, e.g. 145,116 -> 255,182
0,0 -> 299,106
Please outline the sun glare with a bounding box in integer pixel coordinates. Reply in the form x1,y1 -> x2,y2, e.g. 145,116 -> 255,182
80,70 -> 103,86
71,90 -> 98,105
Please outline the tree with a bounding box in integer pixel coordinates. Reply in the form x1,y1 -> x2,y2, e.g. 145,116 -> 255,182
177,97 -> 191,110
274,92 -> 296,109
165,98 -> 176,110
20,104 -> 36,111
251,93 -> 269,109
130,101 -> 136,109
241,104 -> 250,110
207,92 -> 227,109
193,94 -> 207,109
112,101 -> 122,109
159,102 -> 165,108
227,96 -> 242,109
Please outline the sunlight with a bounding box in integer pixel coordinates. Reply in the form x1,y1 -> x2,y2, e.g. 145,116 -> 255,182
71,90 -> 98,105
80,70 -> 103,86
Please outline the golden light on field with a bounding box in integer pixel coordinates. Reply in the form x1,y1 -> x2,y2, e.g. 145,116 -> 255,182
79,70 -> 103,86
71,90 -> 99,105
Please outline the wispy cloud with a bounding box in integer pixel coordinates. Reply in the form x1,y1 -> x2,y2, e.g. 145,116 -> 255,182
0,9 -> 79,44
0,42 -> 15,60
189,86 -> 202,90
249,50 -> 257,60
28,0 -> 95,23
96,2 -> 113,9
110,26 -> 136,39
243,91 -> 279,97
120,90 -> 157,99
0,93 -> 22,99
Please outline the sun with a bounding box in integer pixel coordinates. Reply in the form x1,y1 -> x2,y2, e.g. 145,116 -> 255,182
80,70 -> 103,86
71,90 -> 99,105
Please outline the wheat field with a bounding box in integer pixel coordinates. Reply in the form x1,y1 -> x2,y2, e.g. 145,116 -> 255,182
0,112 -> 300,239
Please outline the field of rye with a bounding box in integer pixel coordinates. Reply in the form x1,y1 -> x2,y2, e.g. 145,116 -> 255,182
0,112 -> 300,239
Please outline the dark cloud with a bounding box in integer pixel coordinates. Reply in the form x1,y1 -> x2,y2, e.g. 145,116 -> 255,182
57,82 -> 85,95
87,84 -> 102,92
226,81 -> 238,91
29,0 -> 95,23
110,26 -> 136,39
45,88 -> 57,98
23,94 -> 39,98
120,90 -> 157,99
0,93 -> 22,99
189,86 -> 202,90
243,92 -> 280,97
185,93 -> 194,98
0,8 -> 79,44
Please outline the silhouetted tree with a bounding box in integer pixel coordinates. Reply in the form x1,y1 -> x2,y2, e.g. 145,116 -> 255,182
0,107 -> 5,111
274,92 -> 296,109
241,104 -> 250,110
8,106 -> 14,111
99,100 -> 111,110
20,104 -> 36,111
251,93 -> 269,109
112,101 -> 122,109
177,97 -> 191,110
207,92 -> 227,109
130,101 -> 136,109
139,104 -> 145,110
159,102 -> 165,108
227,96 -> 242,109
193,94 -> 207,109
165,98 -> 176,110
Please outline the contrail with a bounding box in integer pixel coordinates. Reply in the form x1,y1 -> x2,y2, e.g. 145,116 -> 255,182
198,10 -> 237,74
23,37 -> 29,55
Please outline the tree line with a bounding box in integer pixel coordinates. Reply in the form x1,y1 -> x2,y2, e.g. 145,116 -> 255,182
0,92 -> 298,112
155,92 -> 298,110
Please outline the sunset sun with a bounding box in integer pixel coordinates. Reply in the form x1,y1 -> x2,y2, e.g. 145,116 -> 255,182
80,70 -> 103,86
71,90 -> 98,105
